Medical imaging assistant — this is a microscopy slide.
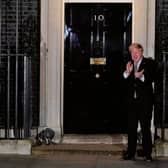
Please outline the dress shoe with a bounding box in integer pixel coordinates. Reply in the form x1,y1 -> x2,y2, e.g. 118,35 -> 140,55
123,154 -> 136,161
144,155 -> 153,162
137,148 -> 144,157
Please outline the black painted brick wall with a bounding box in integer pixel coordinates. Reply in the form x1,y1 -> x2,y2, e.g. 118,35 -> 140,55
0,0 -> 40,128
155,0 -> 168,127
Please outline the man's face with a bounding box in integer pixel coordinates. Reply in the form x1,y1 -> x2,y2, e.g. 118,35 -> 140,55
130,47 -> 143,63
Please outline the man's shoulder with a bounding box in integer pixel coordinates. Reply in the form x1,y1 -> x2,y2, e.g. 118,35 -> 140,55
143,57 -> 155,64
143,57 -> 157,71
143,57 -> 154,61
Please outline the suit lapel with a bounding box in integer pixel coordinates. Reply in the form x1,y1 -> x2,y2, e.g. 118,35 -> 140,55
138,57 -> 146,72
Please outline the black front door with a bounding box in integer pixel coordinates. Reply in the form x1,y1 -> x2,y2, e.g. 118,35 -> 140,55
64,3 -> 132,134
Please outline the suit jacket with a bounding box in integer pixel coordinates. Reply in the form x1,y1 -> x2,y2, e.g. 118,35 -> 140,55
124,57 -> 156,110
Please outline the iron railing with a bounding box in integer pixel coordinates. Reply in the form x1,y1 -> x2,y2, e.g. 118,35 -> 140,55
161,51 -> 168,140
0,0 -> 39,139
0,51 -> 35,139
154,51 -> 168,141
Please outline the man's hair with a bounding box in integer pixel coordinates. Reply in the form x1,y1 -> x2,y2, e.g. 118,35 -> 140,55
129,43 -> 144,52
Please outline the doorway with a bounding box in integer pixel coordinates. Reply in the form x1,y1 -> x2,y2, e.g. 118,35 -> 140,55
64,3 -> 132,134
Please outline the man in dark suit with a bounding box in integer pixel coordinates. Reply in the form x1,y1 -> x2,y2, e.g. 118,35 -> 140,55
123,43 -> 156,162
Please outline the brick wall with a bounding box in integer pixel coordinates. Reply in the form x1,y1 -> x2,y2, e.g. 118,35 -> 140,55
0,0 -> 40,128
155,0 -> 168,127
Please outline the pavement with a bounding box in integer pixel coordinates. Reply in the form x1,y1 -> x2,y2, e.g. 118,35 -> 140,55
1,134 -> 167,168
0,152 -> 168,168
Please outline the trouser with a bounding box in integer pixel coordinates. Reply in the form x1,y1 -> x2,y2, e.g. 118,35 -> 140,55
127,99 -> 152,157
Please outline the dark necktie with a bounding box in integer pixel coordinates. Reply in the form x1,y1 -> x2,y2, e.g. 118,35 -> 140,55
134,62 -> 138,72
134,62 -> 137,98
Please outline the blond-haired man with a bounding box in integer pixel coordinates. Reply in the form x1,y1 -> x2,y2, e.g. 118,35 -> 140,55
123,43 -> 156,162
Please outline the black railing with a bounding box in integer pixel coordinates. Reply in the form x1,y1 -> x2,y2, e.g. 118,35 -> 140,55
161,51 -> 168,140
0,52 -> 36,139
0,0 -> 40,139
154,51 -> 168,141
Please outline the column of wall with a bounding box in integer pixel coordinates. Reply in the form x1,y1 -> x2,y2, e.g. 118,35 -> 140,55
40,0 -> 63,142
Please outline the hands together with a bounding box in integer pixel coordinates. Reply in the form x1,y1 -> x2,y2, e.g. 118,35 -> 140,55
126,61 -> 144,79
134,69 -> 144,79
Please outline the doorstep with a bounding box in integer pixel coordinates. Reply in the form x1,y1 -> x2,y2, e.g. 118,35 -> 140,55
32,134 -> 127,156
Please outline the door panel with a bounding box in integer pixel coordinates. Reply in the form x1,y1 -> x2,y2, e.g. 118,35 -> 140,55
64,3 -> 132,134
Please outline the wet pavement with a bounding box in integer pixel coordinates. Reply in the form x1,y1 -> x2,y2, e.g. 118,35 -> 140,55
0,152 -> 168,168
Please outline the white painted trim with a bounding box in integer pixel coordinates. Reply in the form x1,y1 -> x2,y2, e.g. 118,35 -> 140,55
61,1 -> 65,136
40,0 -> 63,141
147,0 -> 156,137
64,0 -> 132,2
40,0 -> 49,129
132,0 -> 148,56
147,0 -> 155,59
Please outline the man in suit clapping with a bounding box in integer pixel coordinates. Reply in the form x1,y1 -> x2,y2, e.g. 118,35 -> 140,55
123,43 -> 156,162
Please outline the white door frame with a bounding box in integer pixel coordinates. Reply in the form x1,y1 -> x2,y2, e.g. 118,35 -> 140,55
40,0 -> 155,140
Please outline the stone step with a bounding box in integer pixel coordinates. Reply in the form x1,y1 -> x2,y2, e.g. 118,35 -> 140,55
32,143 -> 126,156
32,134 -> 163,157
154,140 -> 168,157
32,134 -> 127,156
61,134 -> 128,145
